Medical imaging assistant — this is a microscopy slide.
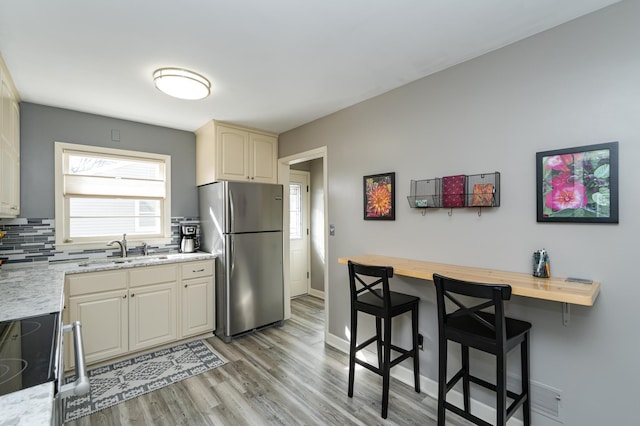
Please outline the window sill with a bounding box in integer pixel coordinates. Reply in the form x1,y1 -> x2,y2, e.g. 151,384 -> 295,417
55,238 -> 172,252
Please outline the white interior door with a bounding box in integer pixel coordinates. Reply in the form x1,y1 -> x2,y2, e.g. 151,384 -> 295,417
289,170 -> 310,297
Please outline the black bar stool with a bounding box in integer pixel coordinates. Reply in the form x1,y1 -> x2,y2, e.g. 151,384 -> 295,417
432,273 -> 531,426
347,260 -> 420,419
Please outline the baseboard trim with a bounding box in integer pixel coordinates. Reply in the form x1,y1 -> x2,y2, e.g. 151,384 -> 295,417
308,288 -> 325,299
325,332 -> 524,426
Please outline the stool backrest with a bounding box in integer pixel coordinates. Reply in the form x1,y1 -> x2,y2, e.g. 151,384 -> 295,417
432,273 -> 512,345
348,261 -> 394,307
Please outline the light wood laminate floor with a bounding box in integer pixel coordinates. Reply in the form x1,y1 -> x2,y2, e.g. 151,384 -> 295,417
67,296 -> 468,425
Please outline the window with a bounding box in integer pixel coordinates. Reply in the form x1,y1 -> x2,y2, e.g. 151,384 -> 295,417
55,142 -> 171,248
289,182 -> 302,240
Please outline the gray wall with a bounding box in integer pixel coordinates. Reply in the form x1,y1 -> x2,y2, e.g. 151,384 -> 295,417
279,1 -> 639,425
20,102 -> 197,218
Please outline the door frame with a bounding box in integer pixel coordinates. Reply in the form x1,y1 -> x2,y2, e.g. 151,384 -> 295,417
288,169 -> 311,297
278,147 -> 328,340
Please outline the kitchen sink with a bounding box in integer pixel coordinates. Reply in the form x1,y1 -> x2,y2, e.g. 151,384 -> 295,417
111,255 -> 169,263
77,254 -> 173,267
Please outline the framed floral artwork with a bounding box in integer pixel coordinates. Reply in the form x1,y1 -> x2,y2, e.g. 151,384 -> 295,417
536,142 -> 618,223
363,172 -> 395,220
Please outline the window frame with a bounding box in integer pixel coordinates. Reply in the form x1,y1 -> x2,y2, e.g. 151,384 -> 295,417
54,142 -> 172,250
289,181 -> 303,240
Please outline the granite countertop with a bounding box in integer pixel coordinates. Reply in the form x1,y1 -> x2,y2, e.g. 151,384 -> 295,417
0,252 -> 216,322
0,383 -> 55,426
0,252 -> 215,426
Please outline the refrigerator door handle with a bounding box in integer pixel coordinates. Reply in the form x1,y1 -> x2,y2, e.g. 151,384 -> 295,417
225,235 -> 234,337
228,187 -> 234,232
228,234 -> 235,276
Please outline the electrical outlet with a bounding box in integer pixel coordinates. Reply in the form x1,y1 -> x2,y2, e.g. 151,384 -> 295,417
418,333 -> 424,350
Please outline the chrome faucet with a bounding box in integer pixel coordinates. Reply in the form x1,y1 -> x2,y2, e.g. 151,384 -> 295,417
141,242 -> 148,256
107,233 -> 128,258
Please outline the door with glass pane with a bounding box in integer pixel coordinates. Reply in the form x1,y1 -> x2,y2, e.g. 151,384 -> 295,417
289,170 -> 310,297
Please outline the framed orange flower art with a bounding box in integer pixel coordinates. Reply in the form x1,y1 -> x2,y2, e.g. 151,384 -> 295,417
536,142 -> 618,223
364,172 -> 395,220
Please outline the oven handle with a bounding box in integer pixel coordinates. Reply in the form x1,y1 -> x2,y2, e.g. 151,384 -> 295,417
58,321 -> 90,398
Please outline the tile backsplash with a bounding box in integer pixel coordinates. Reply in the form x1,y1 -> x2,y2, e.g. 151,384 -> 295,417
0,217 -> 199,264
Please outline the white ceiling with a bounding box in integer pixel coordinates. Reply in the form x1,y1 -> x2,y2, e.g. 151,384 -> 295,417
0,0 -> 621,134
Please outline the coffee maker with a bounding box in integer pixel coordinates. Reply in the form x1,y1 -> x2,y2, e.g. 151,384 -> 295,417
180,225 -> 198,253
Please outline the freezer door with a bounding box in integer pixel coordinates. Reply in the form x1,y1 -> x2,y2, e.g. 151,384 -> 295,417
227,182 -> 283,233
223,231 -> 284,337
198,182 -> 225,254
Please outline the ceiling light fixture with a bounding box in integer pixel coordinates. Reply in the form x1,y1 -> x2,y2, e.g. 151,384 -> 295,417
153,68 -> 211,100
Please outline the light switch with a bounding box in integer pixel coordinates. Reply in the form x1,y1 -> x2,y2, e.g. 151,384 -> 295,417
329,224 -> 335,236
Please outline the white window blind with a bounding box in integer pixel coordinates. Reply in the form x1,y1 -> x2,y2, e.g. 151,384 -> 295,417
63,151 -> 166,197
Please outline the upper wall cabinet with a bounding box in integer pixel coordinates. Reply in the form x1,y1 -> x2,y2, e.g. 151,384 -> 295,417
0,54 -> 20,218
195,120 -> 278,185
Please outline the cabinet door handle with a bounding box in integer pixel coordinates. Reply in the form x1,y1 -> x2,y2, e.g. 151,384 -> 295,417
193,268 -> 205,273
131,293 -> 135,298
184,284 -> 188,288
123,294 -> 127,299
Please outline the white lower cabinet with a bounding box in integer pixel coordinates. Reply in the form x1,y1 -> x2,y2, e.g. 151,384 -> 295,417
181,260 -> 215,337
68,289 -> 129,365
65,270 -> 128,368
64,259 -> 214,368
128,282 -> 177,351
128,265 -> 178,352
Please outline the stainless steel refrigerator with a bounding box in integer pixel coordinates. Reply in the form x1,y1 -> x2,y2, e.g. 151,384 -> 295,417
198,181 -> 284,342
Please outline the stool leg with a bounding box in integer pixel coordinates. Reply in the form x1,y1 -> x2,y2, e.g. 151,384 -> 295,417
496,351 -> 507,425
462,345 -> 470,413
348,308 -> 357,398
376,317 -> 383,369
412,304 -> 420,393
522,333 -> 531,426
381,316 -> 392,419
437,338 -> 447,424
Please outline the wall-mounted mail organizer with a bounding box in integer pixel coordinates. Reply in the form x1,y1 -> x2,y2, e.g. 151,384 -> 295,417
407,172 -> 500,216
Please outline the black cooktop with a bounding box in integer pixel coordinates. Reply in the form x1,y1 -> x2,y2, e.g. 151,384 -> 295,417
0,312 -> 59,397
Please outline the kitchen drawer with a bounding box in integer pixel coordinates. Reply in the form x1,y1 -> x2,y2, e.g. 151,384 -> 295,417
129,264 -> 178,287
67,270 -> 127,296
181,260 -> 214,280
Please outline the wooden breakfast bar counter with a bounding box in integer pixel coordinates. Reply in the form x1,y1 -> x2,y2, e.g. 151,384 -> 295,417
338,254 -> 600,318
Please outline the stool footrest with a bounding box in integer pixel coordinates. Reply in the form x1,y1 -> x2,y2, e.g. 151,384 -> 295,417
355,358 -> 382,376
506,393 -> 528,419
468,374 -> 524,404
389,347 -> 415,368
446,368 -> 466,392
354,335 -> 379,352
354,347 -> 417,372
445,368 -> 528,422
445,402 -> 493,426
